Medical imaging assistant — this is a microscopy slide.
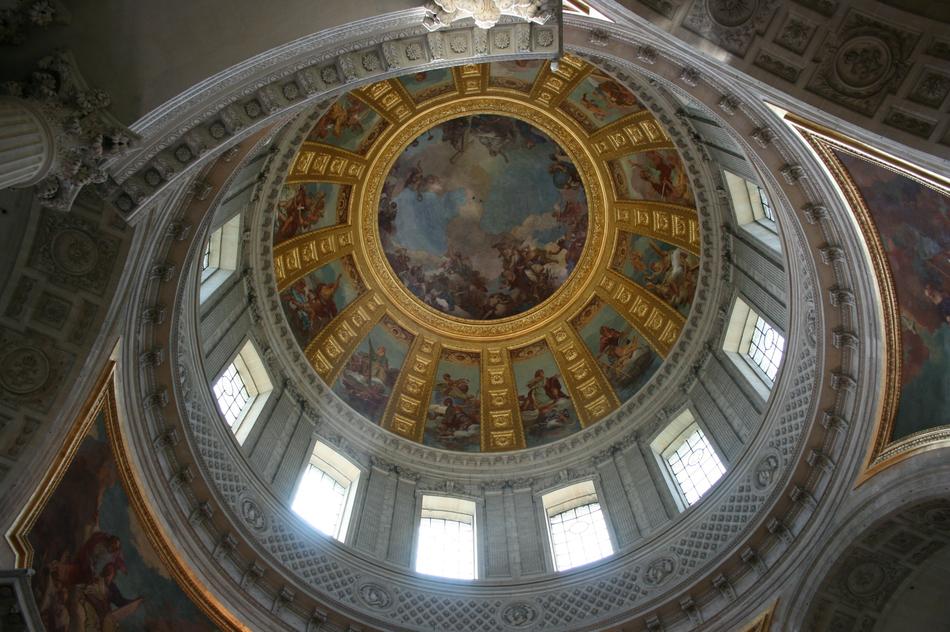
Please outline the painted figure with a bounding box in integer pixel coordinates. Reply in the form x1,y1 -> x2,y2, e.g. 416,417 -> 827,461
427,369 -> 481,450
548,150 -> 583,190
336,335 -> 402,422
275,185 -> 327,241
311,98 -> 368,140
597,324 -> 651,382
635,151 -> 690,202
378,114 -> 589,320
286,274 -> 343,337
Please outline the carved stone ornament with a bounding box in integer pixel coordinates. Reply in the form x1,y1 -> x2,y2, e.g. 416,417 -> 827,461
0,346 -> 50,394
0,0 -> 67,45
239,495 -> 268,531
0,51 -> 136,211
500,602 -> 538,627
752,449 -> 781,491
422,0 -> 556,31
643,555 -> 677,586
356,583 -> 392,609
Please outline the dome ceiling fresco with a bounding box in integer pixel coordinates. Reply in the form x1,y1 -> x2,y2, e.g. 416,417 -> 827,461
378,113 -> 589,321
271,58 -> 702,452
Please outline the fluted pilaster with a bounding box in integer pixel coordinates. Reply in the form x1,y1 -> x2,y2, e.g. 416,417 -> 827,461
0,98 -> 54,190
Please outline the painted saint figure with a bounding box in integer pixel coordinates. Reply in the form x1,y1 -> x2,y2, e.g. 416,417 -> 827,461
522,369 -> 568,413
275,185 -> 327,242
286,274 -> 343,337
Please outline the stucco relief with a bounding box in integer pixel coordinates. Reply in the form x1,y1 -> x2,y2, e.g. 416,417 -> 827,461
422,1 -> 556,31
0,329 -> 72,413
682,0 -> 780,56
27,209 -> 120,295
805,10 -> 920,116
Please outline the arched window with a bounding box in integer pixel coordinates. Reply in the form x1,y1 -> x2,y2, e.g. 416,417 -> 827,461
542,481 -> 613,571
291,441 -> 360,542
415,496 -> 477,580
211,339 -> 273,444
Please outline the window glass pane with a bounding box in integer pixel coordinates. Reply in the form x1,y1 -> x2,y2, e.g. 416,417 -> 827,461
666,426 -> 725,506
201,240 -> 211,271
746,316 -> 785,382
292,464 -> 349,539
758,187 -> 774,222
548,502 -> 613,571
212,363 -> 251,427
415,516 -> 475,580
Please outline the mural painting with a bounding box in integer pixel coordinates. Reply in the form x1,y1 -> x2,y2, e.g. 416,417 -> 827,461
28,412 -> 217,632
560,71 -> 644,132
612,232 -> 699,318
488,59 -> 541,92
332,317 -> 412,424
307,93 -> 386,154
511,341 -> 581,447
834,149 -> 950,439
610,149 -> 694,207
280,257 -> 360,346
424,350 -> 481,451
378,113 -> 589,320
574,299 -> 662,403
274,182 -> 348,242
397,68 -> 457,103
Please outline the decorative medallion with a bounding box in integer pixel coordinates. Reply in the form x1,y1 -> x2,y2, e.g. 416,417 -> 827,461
643,555 -> 677,586
834,36 -> 891,90
0,346 -> 50,394
500,602 -> 538,628
752,448 -> 781,491
844,561 -> 886,597
239,496 -> 268,532
357,582 -> 393,609
271,59 -> 702,452
707,0 -> 759,28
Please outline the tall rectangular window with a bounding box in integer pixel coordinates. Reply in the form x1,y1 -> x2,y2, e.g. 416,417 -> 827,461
746,315 -> 785,382
291,442 -> 360,541
200,215 -> 241,303
723,170 -> 781,252
663,424 -> 726,506
201,240 -> 212,271
757,186 -> 774,222
722,296 -> 786,396
211,340 -> 273,444
212,363 -> 251,427
415,496 -> 477,580
542,481 -> 613,572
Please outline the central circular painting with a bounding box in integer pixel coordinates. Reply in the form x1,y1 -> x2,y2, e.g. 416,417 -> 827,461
377,113 -> 589,321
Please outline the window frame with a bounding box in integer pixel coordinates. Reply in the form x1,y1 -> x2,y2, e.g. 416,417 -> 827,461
721,295 -> 786,400
722,170 -> 781,253
650,409 -> 728,511
540,480 -> 615,572
211,339 -> 273,444
200,214 -> 242,304
290,441 -> 361,543
413,495 -> 479,581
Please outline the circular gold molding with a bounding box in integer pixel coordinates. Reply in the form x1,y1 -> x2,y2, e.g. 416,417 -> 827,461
355,95 -> 610,343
